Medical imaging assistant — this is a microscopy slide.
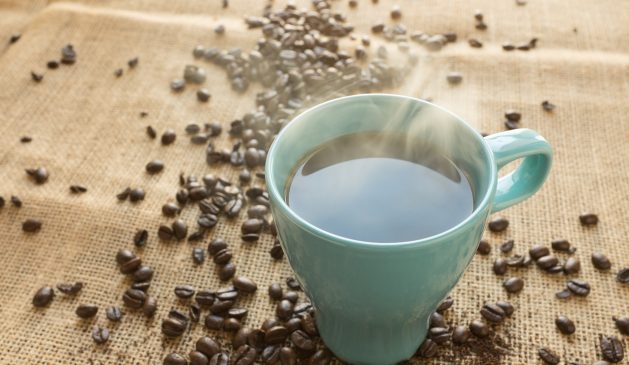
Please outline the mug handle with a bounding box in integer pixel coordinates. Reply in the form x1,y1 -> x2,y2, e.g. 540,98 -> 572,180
484,129 -> 553,213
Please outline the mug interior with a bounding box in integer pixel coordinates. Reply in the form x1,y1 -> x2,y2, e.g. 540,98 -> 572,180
266,94 -> 495,245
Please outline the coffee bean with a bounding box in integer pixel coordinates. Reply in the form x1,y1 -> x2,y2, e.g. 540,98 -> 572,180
481,303 -> 506,323
276,299 -> 293,320
270,244 -> 284,260
429,327 -> 450,344
61,44 -> 76,64
9,195 -> 21,208
122,288 -> 146,308
468,39 -> 483,48
216,287 -> 238,301
208,238 -> 227,256
175,285 -> 195,299
268,283 -> 283,300
171,219 -> 188,240
129,188 -> 145,202
567,279 -> 590,296
452,325 -> 471,344
132,281 -> 150,292
227,307 -> 247,320
133,229 -> 148,247
417,338 -> 438,357
477,240 -> 491,255
120,256 -> 142,274
162,317 -> 187,337
114,68 -> 123,77
92,326 -> 109,344
286,277 -> 300,290
248,328 -> 266,349
493,258 -> 508,275
196,336 -> 220,358
241,218 -> 263,234
218,263 -> 236,281
500,239 -> 514,253
9,33 -> 21,44
617,268 -> 629,284
279,347 -> 297,365
190,248 -> 205,265
446,72 -> 463,85
285,318 -> 302,333
106,306 -> 122,321
158,225 -> 174,240
555,288 -> 572,299
592,252 -> 612,270
76,304 -> 98,318
542,100 -> 556,112
537,255 -> 559,270
232,345 -> 257,365
290,330 -> 315,351
430,312 -> 447,328
233,277 -> 257,293
209,353 -> 229,365
143,297 -> 158,317
601,335 -> 624,363
189,351 -> 209,365
530,245 -> 550,260
390,5 -> 402,19
132,265 -> 154,282
504,110 -> 521,122
550,239 -> 570,252
160,203 -> 179,217
488,217 -> 509,232
170,79 -> 185,92
547,264 -> 564,274
283,291 -> 299,303
117,187 -> 131,200
579,213 -> 598,226
197,89 -> 211,102
265,326 -> 289,344
146,126 -> 157,139
538,347 -> 560,365
223,317 -> 240,332
555,315 -> 575,335
309,349 -> 332,365
31,71 -> 43,82
190,187 -> 208,201
128,57 -> 139,68
68,184 -> 87,194
22,218 -> 42,232
614,317 -> 629,335
205,314 -> 224,330
210,299 -> 234,314
184,65 -> 207,84
437,297 -> 454,312
25,167 -> 48,184
564,257 -> 581,275
56,282 -> 83,295
162,129 -> 177,145
164,353 -> 187,365
146,160 -> 164,174
503,277 -> 524,293
194,290 -> 215,307
504,120 -> 519,130
33,286 -> 54,307
262,345 -> 281,364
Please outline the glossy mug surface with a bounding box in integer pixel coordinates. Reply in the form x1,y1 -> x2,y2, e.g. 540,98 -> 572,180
265,94 -> 552,365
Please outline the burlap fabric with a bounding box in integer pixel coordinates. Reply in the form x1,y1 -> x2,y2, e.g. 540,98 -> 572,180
1,0 -> 628,363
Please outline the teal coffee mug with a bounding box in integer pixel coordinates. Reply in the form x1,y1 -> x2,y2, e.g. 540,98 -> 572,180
265,94 -> 552,365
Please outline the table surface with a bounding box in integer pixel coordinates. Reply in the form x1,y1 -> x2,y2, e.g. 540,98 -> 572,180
1,0 -> 628,364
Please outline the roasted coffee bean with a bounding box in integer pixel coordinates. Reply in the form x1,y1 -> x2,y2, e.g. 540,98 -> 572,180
452,325 -> 471,344
551,239 -> 571,252
10,195 -> 22,207
500,239 -> 514,253
198,214 -> 218,229
114,68 -> 123,77
262,345 -> 281,364
493,258 -> 508,275
134,229 -> 148,247
196,336 -> 220,357
162,129 -> 177,145
223,317 -> 241,332
567,279 -> 590,296
555,315 -> 575,335
69,185 -> 87,194
197,89 -> 211,102
233,276 -> 257,293
146,126 -> 157,139
210,300 -> 234,314
542,100 -> 556,112
117,187 -> 131,200
506,255 -> 526,267
106,306 -> 123,321
601,336 -> 624,363
76,304 -> 98,318
132,281 -> 150,292
285,318 -> 302,333
496,301 -> 514,316
265,325 -> 289,344
218,263 -> 236,281
186,123 -> 201,135
309,349 -> 332,365
488,217 -> 509,232
429,327 -> 450,344
158,225 -> 174,240
470,320 -> 489,338
390,5 -> 402,19
579,213 -> 598,226
276,299 -> 293,320
537,255 -> 559,270
192,247 -> 205,265
417,338 -> 438,358
241,233 -> 260,242
61,44 -> 76,64
280,347 -> 297,365
128,57 -> 139,68
539,347 -> 560,365
172,219 -> 188,240
56,282 -> 83,295
530,245 -> 550,260
555,288 -> 572,299
247,328 -> 265,349
437,297 -> 454,313
132,265 -> 154,282
232,344 -> 257,365
164,352 -> 187,365
31,71 -> 43,82
430,312 -> 447,328
208,238 -> 227,255
477,240 -> 491,255
592,252 -> 612,270
241,219 -> 263,234
225,199 -> 243,218
270,244 -> 284,260
120,256 -> 142,274
176,189 -> 189,205
175,285 -> 195,299
167,309 -> 188,322
170,79 -> 185,92
268,283 -> 283,300
564,257 -> 581,274
143,297 -> 158,317
162,317 -> 187,337
129,188 -> 145,202
290,330 -> 315,351
468,38 -> 483,48
92,326 -> 109,344
481,303 -> 506,323
195,290 -> 215,307
227,307 -> 247,320
189,351 -> 209,365
184,64 -> 206,83
614,317 -> 629,335
446,72 -> 463,85
286,277 -> 300,290
9,33 -> 21,44
547,264 -> 564,274
283,291 -> 299,303
146,160 -> 164,174
504,110 -> 521,122
32,286 -> 54,307
205,314 -> 224,330
503,277 -> 524,293
617,268 -> 629,283
209,353 -> 229,365
123,288 -> 146,308
22,218 -> 42,232
215,287 -> 238,301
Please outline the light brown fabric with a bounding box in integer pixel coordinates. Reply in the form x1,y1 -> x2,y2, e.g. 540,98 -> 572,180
0,0 -> 628,363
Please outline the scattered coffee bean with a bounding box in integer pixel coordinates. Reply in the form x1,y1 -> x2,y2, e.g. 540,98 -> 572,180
564,257 -> 581,275
189,350 -> 208,365
505,110 -> 521,122
69,185 -> 87,194
555,288 -> 572,299
437,297 -> 454,312
10,196 -> 22,207
76,304 -> 98,319
430,312 -> 447,328
129,188 -> 145,202
162,317 -> 187,337
162,129 -> 177,145
162,202 -> 179,217
579,213 -> 598,226
9,33 -> 21,44
142,297 -> 158,317
184,65 -> 206,84
488,217 -> 509,232
114,68 -> 123,77
270,243 -> 284,260
567,279 -> 590,296
218,263 -> 236,281
120,256 -> 142,274
164,352 -> 187,365
551,239 -> 570,252
452,325 -> 471,344
468,39 -> 483,48
122,288 -> 146,308
592,252 -> 612,270
276,299 -> 293,320
92,326 -> 109,344
25,167 -> 49,184
233,276 -> 257,293
116,248 -> 135,265
209,352 -> 229,365
502,43 -> 515,51
133,229 -> 148,247
127,57 -> 139,68
429,327 -> 450,344
542,100 -> 556,112
32,286 -> 54,307
600,335 -> 624,362
538,347 -> 560,365
390,5 -> 402,19
106,306 -> 122,321
61,44 -> 76,64
503,277 -> 524,293
205,314 -> 224,330
132,265 -> 154,282
175,285 -> 195,299
290,330 -> 315,351
617,268 -> 629,284
31,71 -> 43,82
56,282 -> 83,295
20,136 -> 32,143
613,317 -> 629,336
22,218 -> 42,232
470,319 -> 489,338
196,336 -> 220,358
555,315 -> 576,335
191,247 -> 205,265
530,245 -> 550,260
537,255 -> 559,270
146,160 -> 164,174
146,126 -> 157,139
481,303 -> 506,323
446,72 -> 463,85
500,239 -> 514,253
172,219 -> 188,240
476,240 -> 491,255
493,258 -> 508,275
232,344 -> 256,365
496,301 -> 514,316
197,89 -> 211,102
286,277 -> 300,290
223,317 -> 241,332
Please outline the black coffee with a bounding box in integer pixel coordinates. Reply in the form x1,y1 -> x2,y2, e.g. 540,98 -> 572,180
285,132 -> 474,242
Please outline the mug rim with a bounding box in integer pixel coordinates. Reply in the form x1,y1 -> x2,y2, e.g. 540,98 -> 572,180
265,93 -> 497,249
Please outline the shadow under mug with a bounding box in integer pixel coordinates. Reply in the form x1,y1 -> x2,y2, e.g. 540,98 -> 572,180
265,94 -> 552,365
